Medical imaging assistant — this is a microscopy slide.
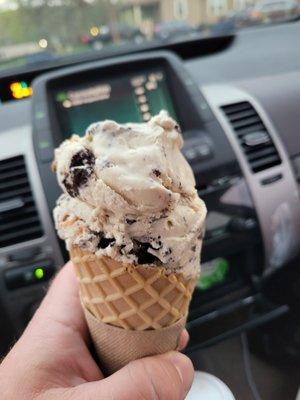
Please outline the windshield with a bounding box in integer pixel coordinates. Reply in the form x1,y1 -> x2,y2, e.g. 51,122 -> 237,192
0,0 -> 299,71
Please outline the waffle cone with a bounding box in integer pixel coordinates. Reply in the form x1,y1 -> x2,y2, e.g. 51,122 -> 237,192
70,246 -> 197,330
70,246 -> 197,374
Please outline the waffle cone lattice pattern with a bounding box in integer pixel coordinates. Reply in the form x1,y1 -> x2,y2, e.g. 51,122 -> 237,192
70,247 -> 196,330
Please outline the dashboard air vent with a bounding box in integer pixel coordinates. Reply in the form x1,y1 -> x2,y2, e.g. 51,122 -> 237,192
221,102 -> 281,173
0,156 -> 43,248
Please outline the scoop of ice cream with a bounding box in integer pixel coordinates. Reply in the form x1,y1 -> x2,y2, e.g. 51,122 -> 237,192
53,111 -> 206,278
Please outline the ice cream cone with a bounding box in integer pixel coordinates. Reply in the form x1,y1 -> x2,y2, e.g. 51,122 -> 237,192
53,113 -> 206,374
70,245 -> 197,374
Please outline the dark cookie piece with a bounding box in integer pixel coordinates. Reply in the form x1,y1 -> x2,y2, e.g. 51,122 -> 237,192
125,218 -> 136,225
198,229 -> 205,240
63,179 -> 77,198
98,236 -> 115,249
152,169 -> 161,177
99,159 -> 114,170
174,124 -> 181,133
86,124 -> 100,136
164,248 -> 172,256
130,240 -> 160,265
63,149 -> 95,197
91,231 -> 116,249
148,237 -> 162,250
92,231 -> 116,249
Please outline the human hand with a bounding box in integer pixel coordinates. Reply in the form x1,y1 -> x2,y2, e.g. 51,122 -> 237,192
0,262 -> 194,399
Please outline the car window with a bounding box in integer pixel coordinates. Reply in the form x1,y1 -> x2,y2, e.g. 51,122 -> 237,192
0,0 -> 299,72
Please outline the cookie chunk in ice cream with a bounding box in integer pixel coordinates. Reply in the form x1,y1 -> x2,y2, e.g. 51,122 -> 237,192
53,111 -> 206,278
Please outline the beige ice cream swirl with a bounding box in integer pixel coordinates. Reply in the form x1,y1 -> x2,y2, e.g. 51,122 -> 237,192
53,111 -> 206,278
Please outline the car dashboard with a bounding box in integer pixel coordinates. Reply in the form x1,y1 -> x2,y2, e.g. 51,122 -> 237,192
1,32 -> 300,357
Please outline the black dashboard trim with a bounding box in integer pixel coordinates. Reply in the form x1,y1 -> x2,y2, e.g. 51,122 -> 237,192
0,34 -> 235,81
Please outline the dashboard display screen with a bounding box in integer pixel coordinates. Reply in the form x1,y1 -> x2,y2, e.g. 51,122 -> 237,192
54,69 -> 177,137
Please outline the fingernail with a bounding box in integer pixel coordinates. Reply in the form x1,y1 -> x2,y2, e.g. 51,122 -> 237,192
165,351 -> 194,394
177,329 -> 189,351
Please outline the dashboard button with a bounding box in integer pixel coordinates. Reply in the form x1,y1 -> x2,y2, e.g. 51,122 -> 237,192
5,261 -> 55,290
33,102 -> 49,129
212,176 -> 231,188
36,129 -> 54,163
184,148 -> 199,162
229,217 -> 257,232
34,115 -> 48,132
183,138 -> 213,163
205,211 -> 230,239
195,143 -> 213,159
38,145 -> 54,163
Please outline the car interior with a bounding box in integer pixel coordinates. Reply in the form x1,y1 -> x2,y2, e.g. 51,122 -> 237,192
0,1 -> 300,399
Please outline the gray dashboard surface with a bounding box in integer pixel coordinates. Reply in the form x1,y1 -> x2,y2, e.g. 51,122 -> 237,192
0,99 -> 30,133
185,21 -> 300,85
185,22 -> 300,158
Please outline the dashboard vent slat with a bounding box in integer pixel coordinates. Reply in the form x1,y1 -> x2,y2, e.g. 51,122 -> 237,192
1,169 -> 27,181
0,177 -> 29,191
246,146 -> 277,160
0,156 -> 43,247
0,158 -> 26,172
231,115 -> 262,130
0,187 -> 32,202
0,216 -> 40,234
221,102 -> 251,115
250,155 -> 281,171
221,102 -> 281,173
227,109 -> 257,122
236,123 -> 266,137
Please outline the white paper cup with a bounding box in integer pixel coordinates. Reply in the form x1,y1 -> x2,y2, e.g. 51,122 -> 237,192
186,371 -> 235,400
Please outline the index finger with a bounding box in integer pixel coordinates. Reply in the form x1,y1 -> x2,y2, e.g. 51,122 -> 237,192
31,261 -> 88,338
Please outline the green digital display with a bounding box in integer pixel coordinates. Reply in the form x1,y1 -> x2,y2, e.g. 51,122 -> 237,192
54,69 -> 177,137
197,258 -> 229,291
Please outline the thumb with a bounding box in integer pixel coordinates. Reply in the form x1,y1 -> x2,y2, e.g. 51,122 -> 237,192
68,351 -> 194,400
